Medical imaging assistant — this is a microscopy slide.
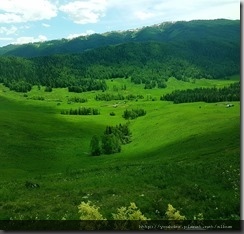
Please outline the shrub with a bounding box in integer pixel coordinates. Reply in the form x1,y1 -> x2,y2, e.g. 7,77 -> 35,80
112,202 -> 149,230
165,204 -> 186,220
194,213 -> 204,220
77,201 -> 106,230
112,202 -> 149,220
44,86 -> 52,92
78,201 -> 106,220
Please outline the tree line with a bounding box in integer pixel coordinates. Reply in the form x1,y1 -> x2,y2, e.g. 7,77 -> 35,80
68,79 -> 107,93
4,80 -> 32,93
68,97 -> 88,103
61,107 -> 100,115
123,109 -> 147,120
95,93 -> 144,101
161,82 -> 240,103
0,32 -> 240,93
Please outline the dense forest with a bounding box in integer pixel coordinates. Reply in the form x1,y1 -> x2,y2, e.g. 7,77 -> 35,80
0,19 -> 239,58
161,82 -> 240,103
0,19 -> 240,92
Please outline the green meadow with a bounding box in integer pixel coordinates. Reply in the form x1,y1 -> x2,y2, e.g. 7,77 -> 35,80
0,76 -> 240,220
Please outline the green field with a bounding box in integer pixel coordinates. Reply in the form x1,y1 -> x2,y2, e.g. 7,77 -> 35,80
0,76 -> 240,221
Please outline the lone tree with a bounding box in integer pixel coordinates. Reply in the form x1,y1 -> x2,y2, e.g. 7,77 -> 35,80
90,135 -> 101,156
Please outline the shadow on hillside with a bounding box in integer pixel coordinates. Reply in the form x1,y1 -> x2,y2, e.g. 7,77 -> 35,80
0,96 -> 105,180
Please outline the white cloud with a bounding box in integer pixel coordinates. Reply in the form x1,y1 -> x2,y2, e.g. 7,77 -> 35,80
0,26 -> 18,35
59,0 -> 108,24
0,37 -> 13,41
106,0 -> 239,22
13,35 -> 47,45
38,35 -> 48,41
150,0 -> 240,20
134,11 -> 155,20
0,0 -> 57,23
42,23 -> 51,28
67,30 -> 95,39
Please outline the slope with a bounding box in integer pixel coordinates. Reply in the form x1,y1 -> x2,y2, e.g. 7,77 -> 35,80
0,78 -> 240,221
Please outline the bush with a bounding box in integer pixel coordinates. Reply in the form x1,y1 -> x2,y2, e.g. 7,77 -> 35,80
44,86 -> 52,92
112,202 -> 149,220
165,204 -> 186,220
112,202 -> 150,230
78,201 -> 106,220
78,201 -> 106,230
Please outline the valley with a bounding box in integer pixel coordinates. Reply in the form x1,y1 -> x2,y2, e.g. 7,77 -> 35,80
0,76 -> 240,222
0,18 -> 240,230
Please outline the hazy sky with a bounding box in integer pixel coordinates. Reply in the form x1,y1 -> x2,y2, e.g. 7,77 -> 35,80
0,0 -> 240,47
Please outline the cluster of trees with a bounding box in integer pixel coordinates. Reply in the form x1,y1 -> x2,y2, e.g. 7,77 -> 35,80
144,79 -> 167,89
29,96 -> 45,101
126,94 -> 144,100
123,109 -> 147,120
161,82 -> 240,104
68,79 -> 107,93
68,97 -> 88,103
61,107 -> 100,115
131,71 -> 168,89
95,93 -> 144,101
4,80 -> 32,93
90,123 -> 131,156
95,93 -> 125,101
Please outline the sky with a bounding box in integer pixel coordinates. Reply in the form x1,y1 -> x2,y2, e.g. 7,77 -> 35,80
0,0 -> 240,47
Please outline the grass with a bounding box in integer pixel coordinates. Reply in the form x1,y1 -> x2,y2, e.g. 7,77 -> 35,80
0,76 -> 240,221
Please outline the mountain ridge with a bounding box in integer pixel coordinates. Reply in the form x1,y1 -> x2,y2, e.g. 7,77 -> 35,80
0,18 -> 240,91
0,19 -> 240,58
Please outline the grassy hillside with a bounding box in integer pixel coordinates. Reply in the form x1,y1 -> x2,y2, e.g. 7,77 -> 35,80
0,77 -> 240,222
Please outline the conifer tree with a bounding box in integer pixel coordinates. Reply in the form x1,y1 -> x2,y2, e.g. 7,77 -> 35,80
90,135 -> 101,156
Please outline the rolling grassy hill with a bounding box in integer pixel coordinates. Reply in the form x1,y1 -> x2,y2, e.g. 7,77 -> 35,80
0,77 -> 240,222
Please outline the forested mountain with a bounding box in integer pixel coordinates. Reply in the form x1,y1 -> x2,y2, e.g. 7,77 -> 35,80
0,19 -> 240,58
0,19 -> 240,92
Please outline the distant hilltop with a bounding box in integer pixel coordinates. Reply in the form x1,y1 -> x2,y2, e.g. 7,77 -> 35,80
0,19 -> 240,58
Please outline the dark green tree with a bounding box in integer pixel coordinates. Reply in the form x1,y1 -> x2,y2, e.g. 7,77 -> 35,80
102,133 -> 121,154
90,135 -> 101,156
45,86 -> 52,92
